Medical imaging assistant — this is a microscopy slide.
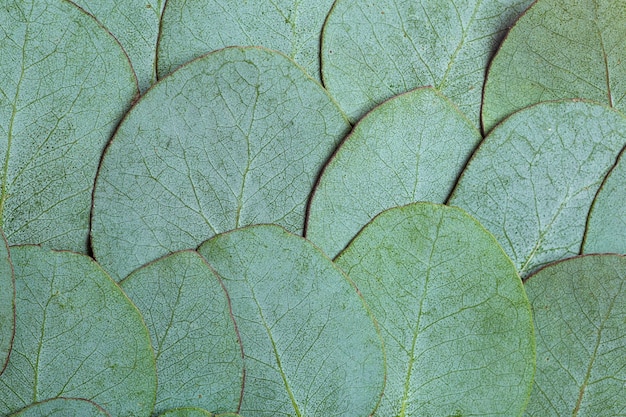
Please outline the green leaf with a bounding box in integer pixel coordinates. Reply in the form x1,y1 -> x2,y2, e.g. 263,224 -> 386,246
306,87 -> 481,258
91,46 -> 350,281
334,203 -> 535,417
0,0 -> 138,253
157,0 -> 335,82
524,255 -> 626,416
71,0 -> 166,92
482,0 -> 626,133
156,407 -> 242,417
0,246 -> 157,417
197,225 -> 385,417
0,230 -> 13,376
120,250 -> 244,416
321,0 -> 533,125
583,148 -> 626,254
448,100 -> 626,277
8,398 -> 110,417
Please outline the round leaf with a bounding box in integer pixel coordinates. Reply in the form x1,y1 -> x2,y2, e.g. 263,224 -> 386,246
197,225 -> 385,417
448,100 -> 626,277
0,246 -> 157,417
72,0 -> 165,92
524,255 -> 626,416
321,0 -> 533,125
306,87 -> 481,258
157,408 -> 213,417
0,0 -> 138,253
91,46 -> 350,281
157,0 -> 336,81
335,203 -> 535,417
0,230 -> 13,376
482,0 -> 626,132
583,148 -> 626,254
121,250 -> 244,415
9,398 -> 110,417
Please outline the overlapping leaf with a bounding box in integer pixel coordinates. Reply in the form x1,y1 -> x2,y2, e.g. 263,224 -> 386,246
482,0 -> 626,132
72,0 -> 166,92
121,250 -> 244,415
335,203 -> 535,417
524,255 -> 626,416
8,398 -> 110,417
321,0 -> 533,125
306,87 -> 481,258
583,148 -> 626,254
157,0 -> 335,81
0,246 -> 157,417
197,225 -> 385,417
91,46 -> 350,281
0,231 -> 13,376
0,0 -> 138,253
449,100 -> 626,277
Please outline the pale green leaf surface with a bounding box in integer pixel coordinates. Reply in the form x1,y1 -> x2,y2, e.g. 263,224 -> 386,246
71,0 -> 166,92
482,0 -> 626,133
583,148 -> 626,254
157,408 -> 242,417
157,408 -> 214,417
524,255 -> 626,416
0,246 -> 157,417
8,398 -> 111,417
334,203 -> 535,417
91,46 -> 350,281
321,0 -> 533,125
306,87 -> 481,258
448,101 -> 626,277
0,0 -> 138,253
0,231 -> 13,376
157,0 -> 335,81
121,250 -> 244,416
197,225 -> 385,417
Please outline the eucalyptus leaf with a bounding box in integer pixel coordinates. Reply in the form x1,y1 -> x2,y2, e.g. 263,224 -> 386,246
0,246 -> 157,417
448,100 -> 626,277
0,0 -> 138,253
8,398 -> 111,417
306,87 -> 481,258
157,0 -> 335,81
583,148 -> 626,254
0,230 -> 13,376
524,255 -> 626,416
197,225 -> 385,417
335,203 -> 535,417
91,46 -> 350,281
482,0 -> 626,132
157,408 -> 241,417
71,0 -> 166,92
321,0 -> 533,125
120,250 -> 244,415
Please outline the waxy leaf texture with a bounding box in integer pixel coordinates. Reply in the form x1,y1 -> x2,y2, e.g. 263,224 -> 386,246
197,225 -> 385,417
482,0 -> 626,132
583,148 -> 626,254
91,46 -> 350,281
335,203 -> 535,417
158,0 -> 335,81
0,232 -> 13,376
0,0 -> 138,253
8,398 -> 110,417
321,0 -> 533,125
0,246 -> 157,417
449,100 -> 626,277
121,250 -> 244,415
72,0 -> 165,92
306,87 -> 481,258
524,255 -> 626,416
